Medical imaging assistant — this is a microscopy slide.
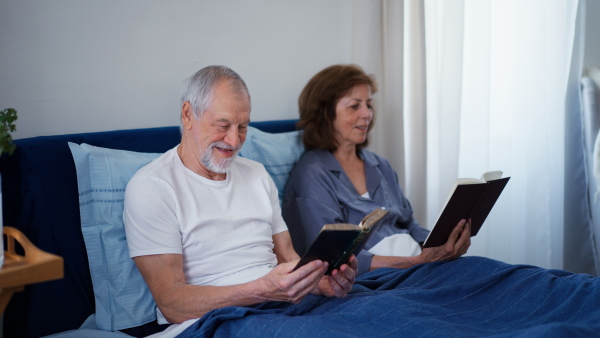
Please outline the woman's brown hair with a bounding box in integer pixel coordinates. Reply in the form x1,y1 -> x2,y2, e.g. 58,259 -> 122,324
297,64 -> 377,152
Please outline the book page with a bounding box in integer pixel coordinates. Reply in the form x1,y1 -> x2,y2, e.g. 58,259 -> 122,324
359,208 -> 390,231
322,223 -> 360,231
455,178 -> 486,185
481,170 -> 503,181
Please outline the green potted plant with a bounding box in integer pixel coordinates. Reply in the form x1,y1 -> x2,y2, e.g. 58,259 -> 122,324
0,108 -> 18,267
0,108 -> 18,156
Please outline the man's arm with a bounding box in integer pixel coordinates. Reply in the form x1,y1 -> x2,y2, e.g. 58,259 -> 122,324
134,252 -> 328,324
272,231 -> 301,263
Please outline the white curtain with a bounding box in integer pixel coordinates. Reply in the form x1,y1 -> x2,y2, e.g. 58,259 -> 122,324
354,0 -> 591,271
352,0 -> 429,225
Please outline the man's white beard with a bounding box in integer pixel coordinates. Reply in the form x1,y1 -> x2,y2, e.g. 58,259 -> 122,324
200,141 -> 240,174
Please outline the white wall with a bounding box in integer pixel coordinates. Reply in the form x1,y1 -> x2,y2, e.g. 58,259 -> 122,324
0,1 -> 354,139
3,1 -> 600,141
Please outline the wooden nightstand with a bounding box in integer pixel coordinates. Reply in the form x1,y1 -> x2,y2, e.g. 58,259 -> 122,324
0,227 -> 64,314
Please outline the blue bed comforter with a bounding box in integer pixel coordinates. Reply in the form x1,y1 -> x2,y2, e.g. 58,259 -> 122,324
177,256 -> 599,338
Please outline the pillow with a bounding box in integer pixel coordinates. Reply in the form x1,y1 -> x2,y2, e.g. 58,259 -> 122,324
69,142 -> 161,331
239,126 -> 305,202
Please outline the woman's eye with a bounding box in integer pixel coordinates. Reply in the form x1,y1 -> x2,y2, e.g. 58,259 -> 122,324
351,105 -> 359,109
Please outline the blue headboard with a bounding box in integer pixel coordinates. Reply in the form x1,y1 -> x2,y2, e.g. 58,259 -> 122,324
0,119 -> 298,338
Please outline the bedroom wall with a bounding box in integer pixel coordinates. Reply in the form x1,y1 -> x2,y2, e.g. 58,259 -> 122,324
0,1 -> 354,140
3,1 -> 599,140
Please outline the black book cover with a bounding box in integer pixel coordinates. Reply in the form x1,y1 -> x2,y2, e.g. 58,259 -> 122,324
293,208 -> 389,275
423,176 -> 510,248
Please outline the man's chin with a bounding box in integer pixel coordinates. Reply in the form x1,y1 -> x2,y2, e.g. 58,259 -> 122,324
205,155 -> 237,174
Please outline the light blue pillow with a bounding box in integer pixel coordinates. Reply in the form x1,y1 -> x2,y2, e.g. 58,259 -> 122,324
239,126 -> 305,202
67,127 -> 304,331
68,142 -> 161,331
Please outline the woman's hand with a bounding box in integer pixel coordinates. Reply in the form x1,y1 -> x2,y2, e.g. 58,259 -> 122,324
369,220 -> 471,271
420,219 -> 471,263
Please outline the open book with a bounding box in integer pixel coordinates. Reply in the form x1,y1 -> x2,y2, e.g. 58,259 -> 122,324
293,207 -> 390,275
422,170 -> 510,248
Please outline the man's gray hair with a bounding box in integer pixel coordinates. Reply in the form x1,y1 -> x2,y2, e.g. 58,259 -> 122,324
180,65 -> 251,121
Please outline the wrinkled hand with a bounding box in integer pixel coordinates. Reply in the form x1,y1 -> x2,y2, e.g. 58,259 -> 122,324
253,259 -> 327,303
420,219 -> 471,263
314,255 -> 357,298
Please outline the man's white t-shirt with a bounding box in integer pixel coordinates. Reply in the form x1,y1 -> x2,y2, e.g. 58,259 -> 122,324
123,146 -> 288,323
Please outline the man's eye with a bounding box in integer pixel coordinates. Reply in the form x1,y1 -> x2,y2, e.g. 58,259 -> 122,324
351,105 -> 359,109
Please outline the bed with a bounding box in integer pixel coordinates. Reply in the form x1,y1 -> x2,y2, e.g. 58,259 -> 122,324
1,119 -> 599,338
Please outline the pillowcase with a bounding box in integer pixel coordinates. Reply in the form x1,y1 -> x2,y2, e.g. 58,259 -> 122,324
69,142 -> 161,331
239,127 -> 305,202
68,126 -> 304,331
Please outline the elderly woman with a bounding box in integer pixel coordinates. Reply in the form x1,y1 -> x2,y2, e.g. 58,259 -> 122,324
282,64 -> 471,276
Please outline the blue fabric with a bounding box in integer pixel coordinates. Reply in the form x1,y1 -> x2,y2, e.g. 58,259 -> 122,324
176,256 -> 600,338
239,127 -> 305,202
69,142 -> 161,331
282,148 -> 429,276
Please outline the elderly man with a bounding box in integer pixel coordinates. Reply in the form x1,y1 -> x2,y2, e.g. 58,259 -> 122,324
123,65 -> 356,330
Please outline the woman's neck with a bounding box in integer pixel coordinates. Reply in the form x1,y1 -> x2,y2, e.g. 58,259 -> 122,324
333,146 -> 368,195
333,144 -> 359,166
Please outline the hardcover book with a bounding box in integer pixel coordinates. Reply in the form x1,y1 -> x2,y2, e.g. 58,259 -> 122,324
422,170 -> 510,248
293,207 -> 390,275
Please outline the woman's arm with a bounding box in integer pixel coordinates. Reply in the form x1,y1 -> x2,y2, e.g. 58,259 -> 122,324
370,219 -> 472,270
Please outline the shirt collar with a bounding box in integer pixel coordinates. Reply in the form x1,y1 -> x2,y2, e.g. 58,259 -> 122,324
316,148 -> 382,195
316,148 -> 381,171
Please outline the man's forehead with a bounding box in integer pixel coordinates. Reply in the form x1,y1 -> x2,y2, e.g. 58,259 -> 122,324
212,115 -> 251,124
203,109 -> 250,124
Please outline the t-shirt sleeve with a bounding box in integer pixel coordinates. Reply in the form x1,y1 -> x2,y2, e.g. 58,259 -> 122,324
123,174 -> 183,258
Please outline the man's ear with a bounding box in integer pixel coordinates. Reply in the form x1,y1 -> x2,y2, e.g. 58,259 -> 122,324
181,102 -> 194,130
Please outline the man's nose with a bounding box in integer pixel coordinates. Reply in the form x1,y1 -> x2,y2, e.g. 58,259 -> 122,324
224,127 -> 241,148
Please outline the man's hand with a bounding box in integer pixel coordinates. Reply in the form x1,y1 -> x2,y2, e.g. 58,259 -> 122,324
314,255 -> 357,298
251,259 -> 328,303
267,231 -> 356,300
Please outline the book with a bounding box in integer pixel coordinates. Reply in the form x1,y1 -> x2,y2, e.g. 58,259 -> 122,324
422,170 -> 510,248
293,207 -> 390,275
